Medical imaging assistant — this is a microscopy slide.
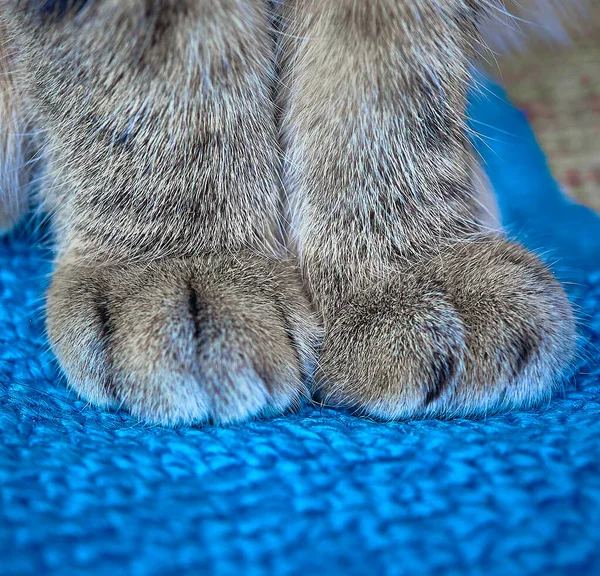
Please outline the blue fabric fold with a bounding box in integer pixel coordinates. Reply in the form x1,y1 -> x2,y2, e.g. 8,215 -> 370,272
469,76 -> 600,283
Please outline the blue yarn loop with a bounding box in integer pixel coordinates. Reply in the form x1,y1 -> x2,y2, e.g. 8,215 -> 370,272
1,78 -> 600,575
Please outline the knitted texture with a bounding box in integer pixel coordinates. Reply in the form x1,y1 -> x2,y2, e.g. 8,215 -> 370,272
1,79 -> 600,575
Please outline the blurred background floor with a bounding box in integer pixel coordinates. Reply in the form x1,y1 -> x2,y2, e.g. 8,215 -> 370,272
497,5 -> 600,212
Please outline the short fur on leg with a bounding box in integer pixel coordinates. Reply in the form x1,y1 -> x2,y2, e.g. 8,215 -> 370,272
1,0 -> 319,425
277,0 -> 576,419
0,0 -> 582,425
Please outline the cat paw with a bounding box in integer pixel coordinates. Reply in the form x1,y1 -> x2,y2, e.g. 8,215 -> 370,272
315,238 -> 576,419
47,252 -> 318,426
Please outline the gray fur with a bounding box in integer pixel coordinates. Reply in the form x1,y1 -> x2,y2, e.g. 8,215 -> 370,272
0,0 -> 580,425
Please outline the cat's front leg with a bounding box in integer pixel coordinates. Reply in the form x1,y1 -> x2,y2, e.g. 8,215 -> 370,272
1,0 -> 318,425
278,0 -> 576,418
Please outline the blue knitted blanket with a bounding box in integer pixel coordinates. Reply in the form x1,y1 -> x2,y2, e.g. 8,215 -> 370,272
2,79 -> 600,575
